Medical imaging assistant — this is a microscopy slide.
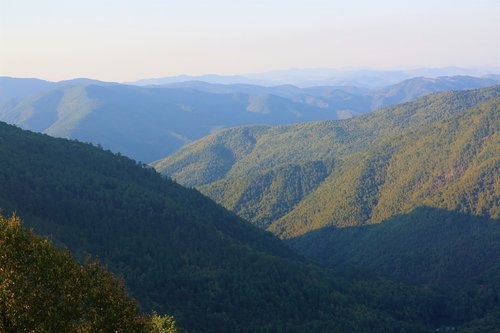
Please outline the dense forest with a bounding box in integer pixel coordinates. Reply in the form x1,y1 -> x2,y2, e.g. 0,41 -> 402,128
155,86 -> 499,236
151,86 -> 500,331
290,207 -> 500,331
1,87 -> 499,331
0,120 -> 458,332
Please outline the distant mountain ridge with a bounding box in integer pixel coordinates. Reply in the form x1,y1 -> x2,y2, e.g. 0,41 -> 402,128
0,75 -> 497,163
0,76 -> 115,103
370,75 -> 499,109
130,74 -> 266,87
130,66 -> 498,88
0,84 -> 341,162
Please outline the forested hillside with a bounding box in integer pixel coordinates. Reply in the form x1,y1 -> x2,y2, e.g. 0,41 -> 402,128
0,120 -> 460,333
290,207 -> 500,286
155,86 -> 499,235
289,207 -> 500,333
269,94 -> 498,237
152,86 -> 500,332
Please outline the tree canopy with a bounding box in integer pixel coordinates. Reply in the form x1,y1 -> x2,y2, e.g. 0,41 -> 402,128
0,214 -> 151,333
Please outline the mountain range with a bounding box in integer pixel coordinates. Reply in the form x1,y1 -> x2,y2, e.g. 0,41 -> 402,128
0,119 -> 462,333
131,66 -> 497,88
0,75 -> 498,162
0,76 -> 499,331
154,86 -> 499,236
151,85 -> 500,330
1,114 -> 500,331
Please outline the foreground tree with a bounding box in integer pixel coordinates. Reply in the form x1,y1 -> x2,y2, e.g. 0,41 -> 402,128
0,214 -> 152,332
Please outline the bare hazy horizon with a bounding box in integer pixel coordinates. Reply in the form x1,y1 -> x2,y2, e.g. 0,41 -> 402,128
1,0 -> 499,82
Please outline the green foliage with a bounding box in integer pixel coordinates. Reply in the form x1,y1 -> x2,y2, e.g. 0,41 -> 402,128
151,313 -> 180,333
1,86 -> 498,331
0,121 -> 443,332
289,207 -> 500,331
204,160 -> 330,228
457,308 -> 500,333
0,214 -> 150,332
290,207 -> 500,285
155,86 -> 499,239
289,208 -> 500,331
153,87 -> 500,331
270,95 -> 498,238
153,126 -> 269,187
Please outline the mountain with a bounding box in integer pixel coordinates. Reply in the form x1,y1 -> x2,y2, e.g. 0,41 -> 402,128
155,82 -> 373,119
289,207 -> 500,332
154,86 -> 499,235
0,83 -> 344,162
1,76 -> 497,164
0,76 -> 113,103
132,67 -> 496,88
290,207 -> 500,286
148,80 -> 305,97
370,75 -> 499,109
0,77 -> 55,104
157,76 -> 499,113
131,74 -> 266,86
152,85 -> 500,331
0,120 -> 453,332
405,66 -> 494,78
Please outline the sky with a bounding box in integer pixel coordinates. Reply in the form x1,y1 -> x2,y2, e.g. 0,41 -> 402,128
0,0 -> 499,82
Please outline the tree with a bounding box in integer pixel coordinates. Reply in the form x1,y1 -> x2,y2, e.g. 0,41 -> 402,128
0,214 -> 151,332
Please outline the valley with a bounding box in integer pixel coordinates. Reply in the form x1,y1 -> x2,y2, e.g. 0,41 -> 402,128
0,74 -> 498,333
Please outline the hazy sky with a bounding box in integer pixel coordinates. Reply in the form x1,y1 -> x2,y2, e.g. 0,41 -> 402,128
1,0 -> 499,81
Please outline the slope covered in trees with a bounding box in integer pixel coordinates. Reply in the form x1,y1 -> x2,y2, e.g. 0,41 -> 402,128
155,86 -> 499,236
152,86 -> 500,332
289,207 -> 500,332
269,93 -> 498,237
290,207 -> 500,286
0,120 -> 458,332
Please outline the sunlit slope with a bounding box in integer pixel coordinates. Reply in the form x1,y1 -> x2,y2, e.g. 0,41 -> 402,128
155,86 -> 499,237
